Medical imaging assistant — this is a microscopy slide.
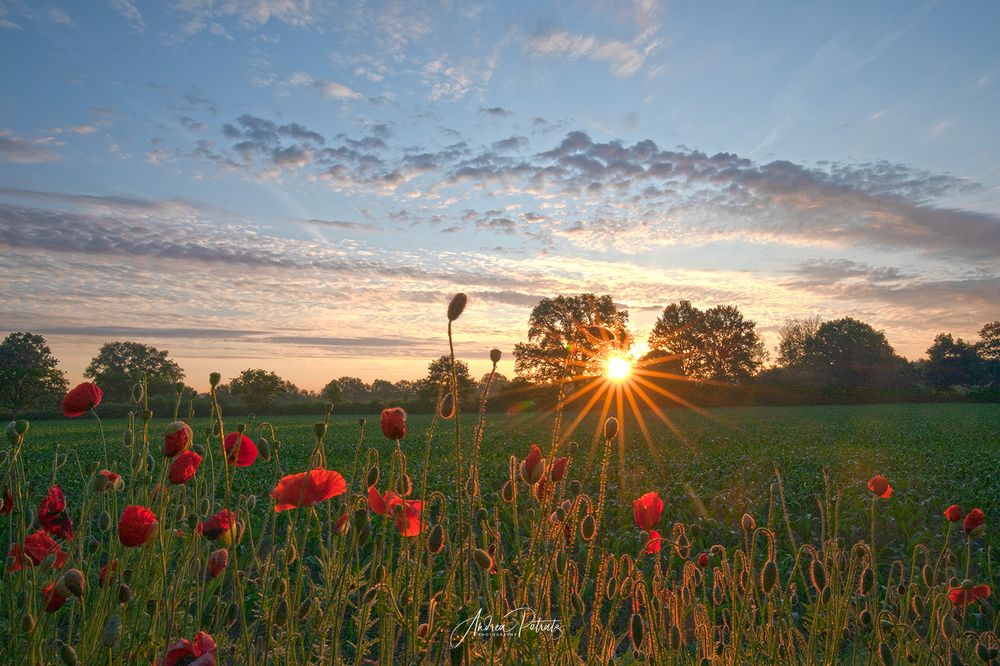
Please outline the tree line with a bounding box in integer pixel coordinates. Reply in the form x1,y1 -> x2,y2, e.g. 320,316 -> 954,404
2,294 -> 998,417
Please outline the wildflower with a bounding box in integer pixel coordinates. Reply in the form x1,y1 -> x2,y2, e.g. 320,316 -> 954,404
163,421 -> 193,457
60,382 -> 102,417
534,478 -> 549,502
37,485 -> 73,540
396,499 -> 424,537
197,509 -> 241,544
519,444 -> 544,485
43,582 -> 67,613
698,552 -> 709,568
550,456 -> 569,483
168,451 -> 202,485
964,508 -> 985,536
948,584 -> 991,608
645,529 -> 662,555
270,469 -> 346,512
367,485 -> 404,515
333,511 -> 350,536
944,505 -> 963,523
207,549 -> 228,579
380,407 -> 407,440
163,630 -> 217,666
222,432 -> 258,467
867,475 -> 892,499
0,487 -> 12,515
7,529 -> 68,571
118,505 -> 157,547
633,491 -> 664,532
94,470 -> 123,493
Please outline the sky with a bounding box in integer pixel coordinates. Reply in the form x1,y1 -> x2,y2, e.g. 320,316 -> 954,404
1,0 -> 998,391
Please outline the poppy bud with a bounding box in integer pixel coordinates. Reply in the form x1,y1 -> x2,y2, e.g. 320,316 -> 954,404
122,430 -> 133,447
4,421 -> 18,444
142,409 -> 153,421
208,548 -> 229,578
760,560 -> 778,595
810,559 -> 827,592
603,417 -> 618,439
313,422 -> 327,439
447,293 -> 468,321
21,612 -> 35,634
629,612 -> 644,650
550,457 -> 569,483
500,480 -> 514,503
519,445 -> 544,485
397,473 -> 413,497
209,372 -> 221,387
860,567 -> 874,595
163,421 -> 193,457
859,608 -> 872,626
428,524 -> 445,555
878,642 -> 892,666
439,392 -> 455,420
568,479 -> 581,497
258,438 -> 271,461
490,349 -> 502,364
473,548 -> 493,571
59,642 -> 78,665
118,583 -> 132,604
274,597 -> 289,625
741,513 -> 756,532
100,614 -> 121,648
581,514 -> 597,541
60,569 -> 85,598
418,623 -> 429,639
99,510 -> 112,531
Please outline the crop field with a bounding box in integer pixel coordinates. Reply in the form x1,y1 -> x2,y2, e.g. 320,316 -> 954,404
3,400 -> 999,664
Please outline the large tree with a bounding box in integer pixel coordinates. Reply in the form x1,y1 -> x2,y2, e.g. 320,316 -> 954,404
0,332 -> 69,416
331,376 -> 371,402
776,316 -> 824,368
419,356 -> 476,405
797,318 -> 905,391
648,301 -> 766,382
84,341 -> 184,402
514,294 -> 630,384
228,369 -> 297,413
925,333 -> 984,390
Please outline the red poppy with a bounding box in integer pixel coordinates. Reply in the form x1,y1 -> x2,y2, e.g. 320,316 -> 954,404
534,478 -> 549,502
197,509 -> 241,544
99,559 -> 117,587
633,491 -> 664,532
118,505 -> 158,547
550,456 -> 569,483
61,382 -> 103,417
270,469 -> 347,512
38,485 -> 73,540
964,508 -> 985,535
223,432 -> 258,467
207,548 -> 228,579
380,407 -> 406,440
0,487 -> 13,515
645,529 -> 662,554
333,511 -> 350,536
164,630 -> 217,666
395,499 -> 424,537
169,450 -> 203,485
867,475 -> 892,499
698,552 -> 710,568
7,529 -> 68,571
43,581 -> 68,613
367,485 -> 404,516
948,584 -> 991,607
944,505 -> 964,523
95,470 -> 123,493
163,421 -> 193,457
519,444 -> 544,485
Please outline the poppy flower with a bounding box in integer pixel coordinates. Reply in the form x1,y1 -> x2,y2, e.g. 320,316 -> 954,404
867,475 -> 892,499
163,630 -> 217,666
43,581 -> 68,613
380,407 -> 406,440
333,511 -> 350,536
99,559 -> 117,587
223,432 -> 258,467
0,487 -> 13,515
534,478 -> 549,502
270,469 -> 347,512
169,450 -> 203,485
964,508 -> 985,535
944,505 -> 964,523
118,505 -> 158,547
395,499 -> 424,537
61,382 -> 103,417
519,444 -> 544,485
698,552 -> 710,568
948,584 -> 991,607
207,548 -> 228,579
550,457 -> 569,483
163,421 -> 193,458
367,485 -> 404,515
94,470 -> 124,493
7,529 -> 68,571
633,491 -> 664,532
645,529 -> 662,555
38,485 -> 73,540
197,509 -> 241,544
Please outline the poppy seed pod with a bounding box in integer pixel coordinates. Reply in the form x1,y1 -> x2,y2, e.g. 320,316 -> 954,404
490,349 -> 502,364
603,417 -> 619,440
447,293 -> 468,321
428,524 -> 445,555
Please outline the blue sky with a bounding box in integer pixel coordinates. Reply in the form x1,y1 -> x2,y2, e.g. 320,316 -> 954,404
1,0 -> 998,390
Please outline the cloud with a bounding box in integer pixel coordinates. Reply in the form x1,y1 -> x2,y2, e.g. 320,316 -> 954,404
109,0 -> 144,33
300,218 -> 377,232
480,106 -> 512,117
288,71 -> 362,100
0,131 -> 61,163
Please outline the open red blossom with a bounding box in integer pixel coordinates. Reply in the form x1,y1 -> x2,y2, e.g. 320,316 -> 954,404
333,511 -> 350,536
270,469 -> 347,512
0,487 -> 13,515
61,382 -> 103,417
169,450 -> 203,485
118,505 -> 157,547
964,508 -> 985,535
519,444 -> 544,485
164,630 -> 217,666
163,421 -> 194,457
95,470 -> 123,492
207,548 -> 228,579
698,552 -> 710,568
867,475 -> 893,499
7,529 -> 68,571
395,499 -> 424,537
37,485 -> 73,541
948,584 -> 991,607
223,432 -> 258,467
944,505 -> 964,523
43,581 -> 68,613
380,407 -> 407,440
550,456 -> 569,483
367,485 -> 404,516
633,491 -> 664,532
197,509 -> 241,544
645,529 -> 662,555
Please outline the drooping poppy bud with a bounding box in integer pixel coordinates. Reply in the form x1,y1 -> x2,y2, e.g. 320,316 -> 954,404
519,444 -> 544,485
447,293 -> 468,321
380,407 -> 407,440
867,475 -> 892,499
163,422 -> 193,457
550,457 -> 569,483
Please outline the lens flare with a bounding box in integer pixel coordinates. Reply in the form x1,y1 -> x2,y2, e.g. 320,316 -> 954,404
606,355 -> 632,382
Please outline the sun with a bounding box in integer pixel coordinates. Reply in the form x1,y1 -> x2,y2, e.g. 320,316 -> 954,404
605,354 -> 633,382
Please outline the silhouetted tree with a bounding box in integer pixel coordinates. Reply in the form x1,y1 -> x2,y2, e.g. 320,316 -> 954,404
321,379 -> 342,403
0,332 -> 68,416
333,377 -> 371,402
228,369 -> 297,413
648,301 -> 766,382
419,356 -> 475,405
514,294 -> 630,384
797,318 -> 905,392
84,341 -> 184,402
978,321 -> 1000,384
776,316 -> 824,367
925,334 -> 984,390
